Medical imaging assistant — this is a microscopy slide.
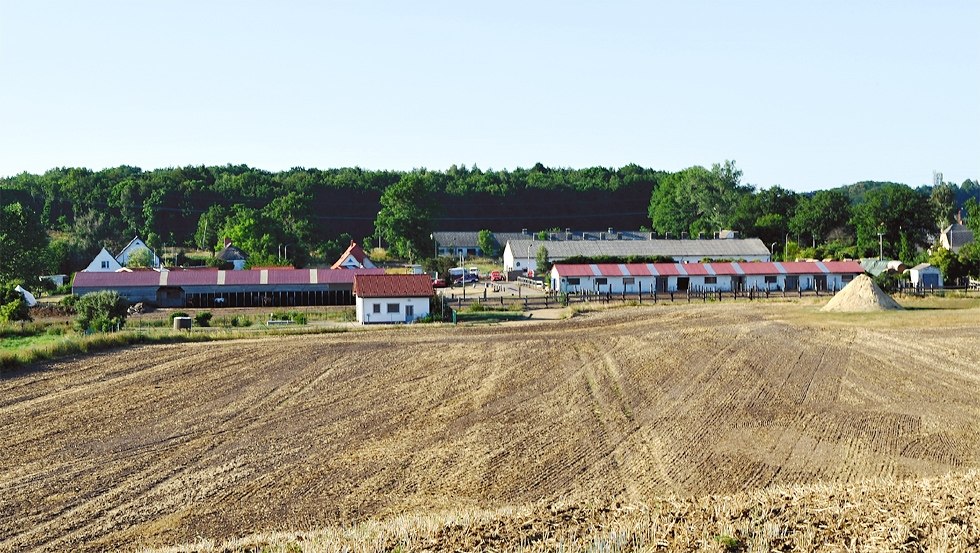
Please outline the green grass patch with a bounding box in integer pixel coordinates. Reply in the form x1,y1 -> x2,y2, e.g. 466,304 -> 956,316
0,325 -> 348,374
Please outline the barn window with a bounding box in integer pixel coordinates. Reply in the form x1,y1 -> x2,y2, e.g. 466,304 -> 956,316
623,277 -> 635,285
842,274 -> 854,282
567,277 -> 580,285
595,278 -> 607,285
765,276 -> 778,284
101,260 -> 110,269
387,303 -> 399,313
372,304 -> 381,314
704,276 -> 717,284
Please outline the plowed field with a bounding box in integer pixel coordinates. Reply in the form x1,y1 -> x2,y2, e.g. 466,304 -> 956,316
2,303 -> 979,551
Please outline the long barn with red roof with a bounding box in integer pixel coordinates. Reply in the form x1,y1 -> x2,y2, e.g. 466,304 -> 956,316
550,261 -> 864,294
72,267 -> 385,308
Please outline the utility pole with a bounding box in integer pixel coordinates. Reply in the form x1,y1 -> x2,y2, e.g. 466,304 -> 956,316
878,231 -> 885,260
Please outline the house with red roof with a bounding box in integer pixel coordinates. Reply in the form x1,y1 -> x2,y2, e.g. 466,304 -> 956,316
550,261 -> 864,294
353,274 -> 433,324
331,241 -> 376,270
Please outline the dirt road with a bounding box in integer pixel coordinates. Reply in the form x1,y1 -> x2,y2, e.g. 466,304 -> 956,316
1,302 -> 978,551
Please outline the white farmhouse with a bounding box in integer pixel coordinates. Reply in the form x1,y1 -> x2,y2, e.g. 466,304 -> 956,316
83,247 -> 124,272
115,236 -> 160,267
354,274 -> 433,324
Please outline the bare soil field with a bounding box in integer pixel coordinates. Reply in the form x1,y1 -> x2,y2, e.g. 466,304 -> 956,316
1,302 -> 979,551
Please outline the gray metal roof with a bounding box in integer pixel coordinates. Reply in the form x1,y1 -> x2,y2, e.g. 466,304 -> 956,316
505,238 -> 772,259
433,229 -> 688,248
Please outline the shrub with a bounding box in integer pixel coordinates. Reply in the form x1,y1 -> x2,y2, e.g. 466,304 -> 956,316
169,311 -> 190,323
194,311 -> 213,327
74,291 -> 129,332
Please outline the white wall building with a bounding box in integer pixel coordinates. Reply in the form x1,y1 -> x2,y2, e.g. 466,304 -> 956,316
551,261 -> 864,294
83,247 -> 124,272
354,274 -> 433,324
908,263 -> 943,288
115,237 -> 160,267
504,238 -> 773,273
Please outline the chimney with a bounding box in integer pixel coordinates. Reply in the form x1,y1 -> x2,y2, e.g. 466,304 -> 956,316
224,237 -> 232,247
698,232 -> 704,240
681,232 -> 688,239
565,228 -> 571,240
650,232 -> 656,239
957,209 -> 963,225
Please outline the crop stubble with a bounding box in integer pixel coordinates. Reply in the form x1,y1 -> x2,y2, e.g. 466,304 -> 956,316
0,303 -> 978,551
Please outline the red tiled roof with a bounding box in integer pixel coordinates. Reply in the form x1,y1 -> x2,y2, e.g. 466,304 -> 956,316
331,241 -> 372,269
353,274 -> 434,298
734,262 -> 778,275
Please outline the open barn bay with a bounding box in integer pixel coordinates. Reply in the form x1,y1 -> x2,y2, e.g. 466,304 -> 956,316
1,303 -> 979,551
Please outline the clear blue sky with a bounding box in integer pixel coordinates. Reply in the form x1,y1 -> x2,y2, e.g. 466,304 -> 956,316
1,1 -> 977,191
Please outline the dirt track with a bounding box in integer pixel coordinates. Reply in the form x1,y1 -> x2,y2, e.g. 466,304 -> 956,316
2,303 -> 979,551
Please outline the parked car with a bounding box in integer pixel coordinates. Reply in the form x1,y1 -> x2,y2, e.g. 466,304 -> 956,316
431,277 -> 447,288
454,273 -> 479,284
489,270 -> 504,282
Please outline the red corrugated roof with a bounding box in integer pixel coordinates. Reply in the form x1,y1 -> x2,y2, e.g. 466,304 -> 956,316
680,263 -> 710,276
594,263 -> 625,276
821,260 -> 864,273
553,261 -> 863,278
734,262 -> 778,275
73,270 -> 161,287
709,263 -> 741,275
353,274 -> 434,298
554,264 -> 599,277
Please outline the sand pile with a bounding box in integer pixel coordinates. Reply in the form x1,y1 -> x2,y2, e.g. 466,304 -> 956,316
821,274 -> 903,312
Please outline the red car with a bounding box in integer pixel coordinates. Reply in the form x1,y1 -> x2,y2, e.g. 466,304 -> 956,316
431,277 -> 447,288
489,271 -> 504,282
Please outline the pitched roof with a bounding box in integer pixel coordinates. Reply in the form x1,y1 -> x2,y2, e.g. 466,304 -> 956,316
353,274 -> 434,298
216,244 -> 247,261
552,260 -> 865,278
507,238 -> 772,259
73,267 -> 385,288
941,223 -> 974,251
331,241 -> 374,269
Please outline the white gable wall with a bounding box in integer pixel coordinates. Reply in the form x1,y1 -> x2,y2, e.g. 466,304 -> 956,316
356,296 -> 429,324
116,238 -> 160,267
84,248 -> 123,272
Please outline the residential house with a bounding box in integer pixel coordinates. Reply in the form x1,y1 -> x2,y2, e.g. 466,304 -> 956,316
332,241 -> 376,269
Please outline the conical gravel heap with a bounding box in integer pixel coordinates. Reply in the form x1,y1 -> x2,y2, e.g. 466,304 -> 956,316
821,274 -> 903,312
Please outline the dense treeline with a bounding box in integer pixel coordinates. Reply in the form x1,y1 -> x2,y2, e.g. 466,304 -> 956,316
2,162 -> 979,290
0,163 -> 660,271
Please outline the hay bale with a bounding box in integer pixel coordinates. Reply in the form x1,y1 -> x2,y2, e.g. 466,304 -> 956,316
821,274 -> 903,312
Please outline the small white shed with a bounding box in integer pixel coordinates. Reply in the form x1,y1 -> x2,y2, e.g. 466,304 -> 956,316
909,263 -> 942,288
354,274 -> 433,324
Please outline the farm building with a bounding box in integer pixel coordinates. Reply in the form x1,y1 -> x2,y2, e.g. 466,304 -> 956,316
433,228 -> 744,259
859,258 -> 906,277
72,267 -> 385,308
331,241 -> 376,269
506,238 -> 773,273
550,261 -> 864,294
83,247 -> 124,272
908,263 -> 943,288
353,274 -> 433,324
216,242 -> 248,270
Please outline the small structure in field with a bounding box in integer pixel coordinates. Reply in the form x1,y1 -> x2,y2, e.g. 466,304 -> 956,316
354,274 -> 433,324
821,274 -> 902,312
908,263 -> 942,288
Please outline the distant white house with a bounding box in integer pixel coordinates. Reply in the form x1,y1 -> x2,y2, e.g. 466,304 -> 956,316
115,237 -> 160,267
353,274 -> 433,324
332,241 -> 376,270
82,237 -> 160,272
83,247 -> 124,272
909,263 -> 943,288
